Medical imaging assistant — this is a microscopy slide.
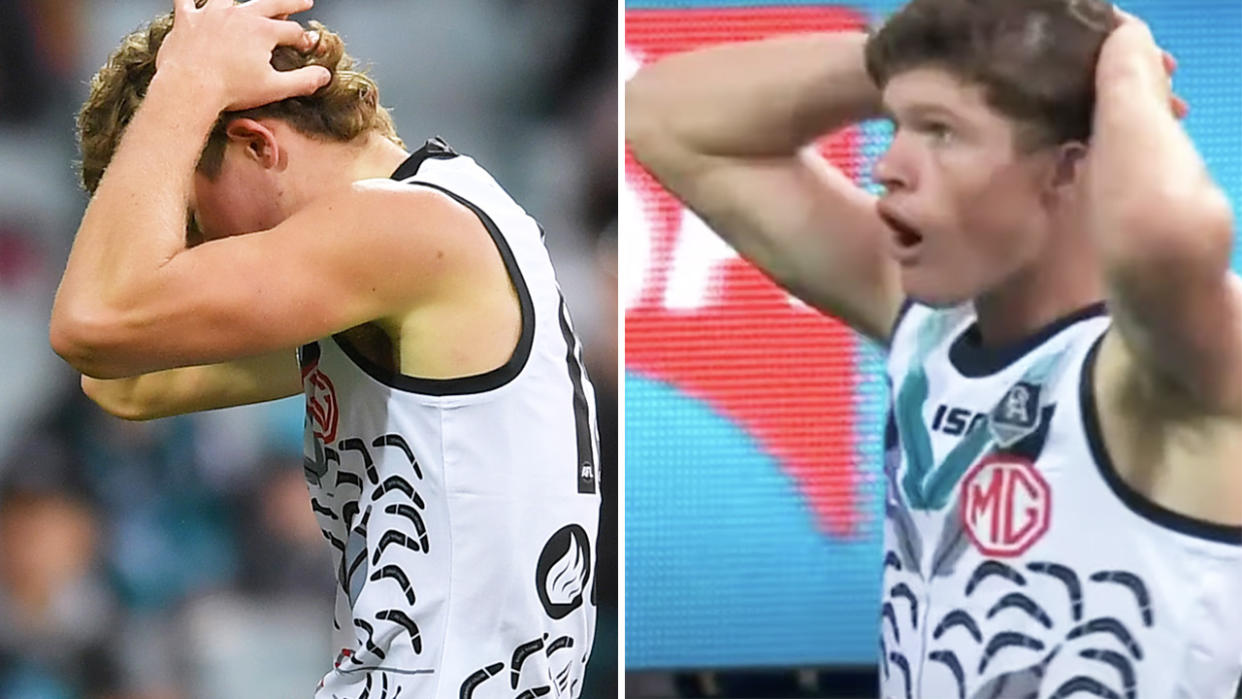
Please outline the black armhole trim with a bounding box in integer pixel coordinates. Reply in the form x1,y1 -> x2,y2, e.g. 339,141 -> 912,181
1080,331 -> 1242,545
391,137 -> 458,180
333,182 -> 536,397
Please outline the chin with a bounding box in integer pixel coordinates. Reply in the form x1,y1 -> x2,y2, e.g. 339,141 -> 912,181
900,268 -> 974,309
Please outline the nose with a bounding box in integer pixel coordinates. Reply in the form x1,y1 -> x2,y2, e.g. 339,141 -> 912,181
873,133 -> 915,194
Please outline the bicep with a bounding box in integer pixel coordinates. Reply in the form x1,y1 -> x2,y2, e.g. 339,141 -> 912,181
83,348 -> 303,420
669,147 -> 903,342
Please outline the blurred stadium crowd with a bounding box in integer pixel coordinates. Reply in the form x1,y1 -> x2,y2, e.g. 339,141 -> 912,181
0,0 -> 617,697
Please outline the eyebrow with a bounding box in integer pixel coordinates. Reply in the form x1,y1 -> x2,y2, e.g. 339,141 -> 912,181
883,102 -> 961,122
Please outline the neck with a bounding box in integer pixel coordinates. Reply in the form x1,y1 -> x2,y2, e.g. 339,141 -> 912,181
279,133 -> 411,218
972,223 -> 1104,347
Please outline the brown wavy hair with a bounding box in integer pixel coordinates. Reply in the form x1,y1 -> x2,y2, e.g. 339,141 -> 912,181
864,0 -> 1119,150
77,4 -> 405,196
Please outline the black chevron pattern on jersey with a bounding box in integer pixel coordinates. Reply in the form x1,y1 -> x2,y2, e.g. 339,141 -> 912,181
928,650 -> 965,699
372,433 -> 423,479
343,501 -> 360,528
1079,649 -> 1136,699
370,565 -> 417,606
1067,618 -> 1142,660
384,504 -> 429,553
965,560 -> 1026,596
881,602 -> 900,643
933,609 -> 982,644
978,632 -> 1044,674
459,662 -> 504,699
1026,562 -> 1083,621
986,593 -> 1052,629
902,561 -> 1152,698
545,636 -> 574,657
375,609 -> 422,654
372,476 -> 415,502
1048,676 -> 1122,699
1090,571 -> 1153,627
510,637 -> 544,689
354,619 -> 387,662
312,498 -> 338,520
340,438 -> 379,485
890,583 -> 918,628
879,638 -> 890,679
373,530 -> 423,564
889,651 -> 912,699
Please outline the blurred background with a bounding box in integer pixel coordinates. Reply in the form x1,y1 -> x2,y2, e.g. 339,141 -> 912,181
0,0 -> 616,697
623,0 -> 1241,696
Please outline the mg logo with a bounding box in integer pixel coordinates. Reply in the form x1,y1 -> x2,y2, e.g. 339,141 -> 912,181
306,368 -> 339,445
960,455 -> 1051,557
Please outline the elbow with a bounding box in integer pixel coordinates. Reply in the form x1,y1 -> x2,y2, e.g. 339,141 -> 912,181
49,305 -> 133,380
625,73 -> 678,164
49,308 -> 94,373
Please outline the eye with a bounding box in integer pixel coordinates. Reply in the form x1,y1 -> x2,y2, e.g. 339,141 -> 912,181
922,122 -> 953,142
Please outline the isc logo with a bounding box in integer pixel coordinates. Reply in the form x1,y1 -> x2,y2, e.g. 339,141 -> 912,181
960,454 -> 1052,557
930,404 -> 987,436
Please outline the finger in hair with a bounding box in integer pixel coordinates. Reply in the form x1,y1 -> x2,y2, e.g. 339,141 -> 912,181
247,0 -> 313,19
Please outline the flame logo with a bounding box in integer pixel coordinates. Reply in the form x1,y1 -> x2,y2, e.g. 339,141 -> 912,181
546,535 -> 587,605
535,524 -> 592,620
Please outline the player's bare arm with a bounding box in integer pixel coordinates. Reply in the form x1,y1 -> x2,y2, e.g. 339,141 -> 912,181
1088,12 -> 1242,416
626,34 -> 904,343
50,0 -> 493,379
82,348 -> 302,421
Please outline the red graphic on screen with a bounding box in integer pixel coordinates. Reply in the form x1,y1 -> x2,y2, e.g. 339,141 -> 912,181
625,7 -> 872,536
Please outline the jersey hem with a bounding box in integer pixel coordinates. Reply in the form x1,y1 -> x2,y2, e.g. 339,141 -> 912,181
1080,330 -> 1242,545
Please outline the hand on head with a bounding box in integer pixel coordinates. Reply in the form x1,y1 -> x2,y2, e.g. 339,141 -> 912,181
156,0 -> 331,112
1100,6 -> 1187,120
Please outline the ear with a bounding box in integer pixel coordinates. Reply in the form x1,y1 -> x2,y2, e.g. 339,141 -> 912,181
224,118 -> 281,170
1047,141 -> 1087,192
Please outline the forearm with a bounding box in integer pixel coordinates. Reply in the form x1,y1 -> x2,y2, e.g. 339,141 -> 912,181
54,70 -> 220,327
1088,49 -> 1241,409
81,349 -> 302,420
1088,62 -> 1233,274
626,32 -> 881,160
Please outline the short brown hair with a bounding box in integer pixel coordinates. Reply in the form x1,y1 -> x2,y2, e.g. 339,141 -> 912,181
77,5 -> 405,196
864,0 -> 1118,149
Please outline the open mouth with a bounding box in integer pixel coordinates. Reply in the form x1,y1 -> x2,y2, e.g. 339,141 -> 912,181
878,208 -> 924,249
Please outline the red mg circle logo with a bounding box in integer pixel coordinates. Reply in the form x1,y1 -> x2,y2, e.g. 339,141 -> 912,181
306,368 -> 339,444
960,454 -> 1051,557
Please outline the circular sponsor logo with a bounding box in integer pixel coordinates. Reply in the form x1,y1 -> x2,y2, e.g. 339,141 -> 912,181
535,524 -> 592,620
306,368 -> 339,444
960,454 -> 1051,558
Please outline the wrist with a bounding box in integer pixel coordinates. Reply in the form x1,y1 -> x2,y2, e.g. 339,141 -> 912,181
148,63 -> 228,117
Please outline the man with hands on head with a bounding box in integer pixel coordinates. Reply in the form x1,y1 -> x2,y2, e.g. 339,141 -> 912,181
628,0 -> 1242,695
54,1 -> 602,697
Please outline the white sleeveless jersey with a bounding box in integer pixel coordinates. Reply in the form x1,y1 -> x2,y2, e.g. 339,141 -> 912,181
299,139 -> 600,699
880,302 -> 1242,699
